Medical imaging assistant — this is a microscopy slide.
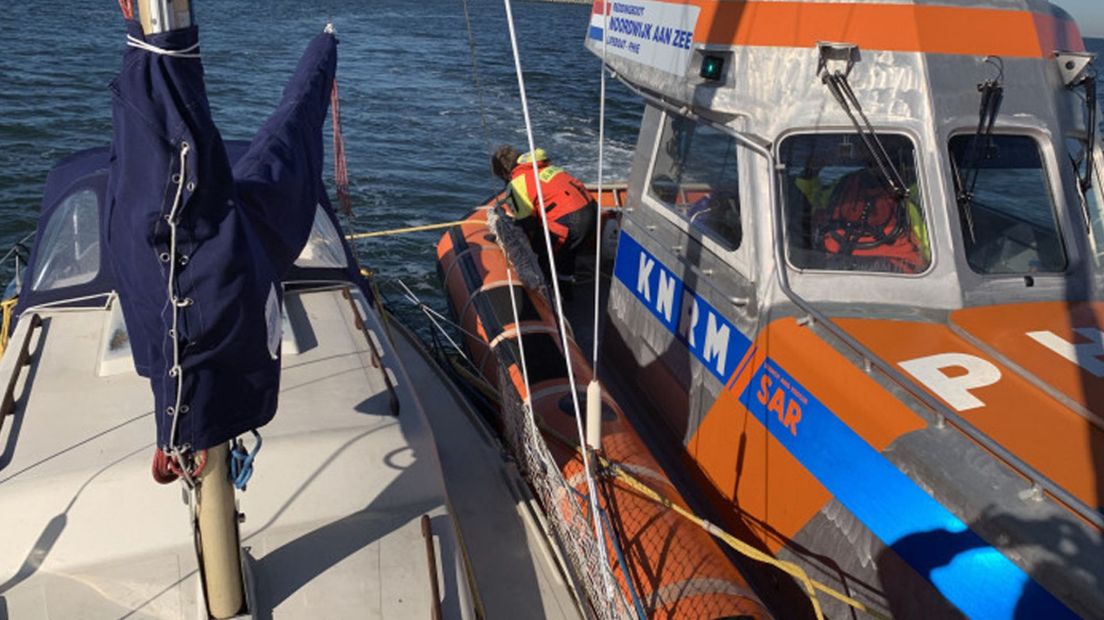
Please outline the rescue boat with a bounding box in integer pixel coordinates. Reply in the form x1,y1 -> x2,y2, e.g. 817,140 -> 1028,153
435,0 -> 1104,618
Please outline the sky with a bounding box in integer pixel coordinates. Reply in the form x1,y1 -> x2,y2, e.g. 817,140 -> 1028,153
1055,0 -> 1104,38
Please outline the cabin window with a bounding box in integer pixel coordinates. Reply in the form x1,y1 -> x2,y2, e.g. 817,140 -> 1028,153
648,115 -> 742,250
31,188 -> 100,291
294,204 -> 348,269
780,133 -> 930,275
950,135 -> 1066,274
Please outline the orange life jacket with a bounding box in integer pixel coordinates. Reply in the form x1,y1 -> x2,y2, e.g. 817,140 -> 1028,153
816,171 -> 924,273
509,156 -> 592,246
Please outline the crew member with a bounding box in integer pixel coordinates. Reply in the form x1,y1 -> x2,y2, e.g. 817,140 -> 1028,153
492,145 -> 597,289
795,166 -> 929,273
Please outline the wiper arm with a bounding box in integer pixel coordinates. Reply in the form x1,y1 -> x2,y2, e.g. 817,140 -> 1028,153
952,57 -> 1004,244
819,65 -> 909,200
1075,71 -> 1097,192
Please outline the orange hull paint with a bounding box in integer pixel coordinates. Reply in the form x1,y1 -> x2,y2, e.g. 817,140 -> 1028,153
436,202 -> 768,619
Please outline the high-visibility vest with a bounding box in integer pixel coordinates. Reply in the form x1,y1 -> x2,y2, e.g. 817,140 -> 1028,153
509,150 -> 592,244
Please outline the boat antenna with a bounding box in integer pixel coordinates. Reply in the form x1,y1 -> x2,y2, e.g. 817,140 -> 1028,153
817,43 -> 910,200
500,0 -> 614,600
952,56 -> 1004,243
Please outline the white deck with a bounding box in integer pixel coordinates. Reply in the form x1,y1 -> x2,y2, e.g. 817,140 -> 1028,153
0,286 -> 580,619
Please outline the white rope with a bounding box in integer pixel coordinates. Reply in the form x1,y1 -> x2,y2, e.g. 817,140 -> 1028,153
592,3 -> 609,368
500,0 -> 614,599
505,269 -> 534,413
126,35 -> 201,58
165,141 -> 196,487
394,279 -> 471,362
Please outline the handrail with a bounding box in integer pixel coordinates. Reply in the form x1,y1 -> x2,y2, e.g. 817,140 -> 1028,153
0,298 -> 16,358
1,314 -> 42,427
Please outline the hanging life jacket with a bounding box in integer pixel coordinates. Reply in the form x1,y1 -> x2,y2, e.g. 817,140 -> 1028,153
509,149 -> 593,247
815,170 -> 924,273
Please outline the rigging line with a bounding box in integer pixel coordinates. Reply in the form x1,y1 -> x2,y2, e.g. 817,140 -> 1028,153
0,231 -> 35,267
393,279 -> 472,362
500,0 -> 614,599
592,1 -> 609,368
458,0 -> 491,151
505,269 -> 534,413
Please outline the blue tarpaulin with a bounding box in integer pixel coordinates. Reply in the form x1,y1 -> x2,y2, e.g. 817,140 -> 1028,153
105,21 -> 337,451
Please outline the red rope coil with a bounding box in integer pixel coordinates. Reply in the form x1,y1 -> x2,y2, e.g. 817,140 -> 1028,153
330,80 -> 352,216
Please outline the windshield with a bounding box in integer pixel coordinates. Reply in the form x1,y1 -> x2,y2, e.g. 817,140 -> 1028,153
649,114 -> 742,251
949,134 -> 1066,274
293,204 -> 348,269
780,133 -> 930,275
31,188 -> 101,291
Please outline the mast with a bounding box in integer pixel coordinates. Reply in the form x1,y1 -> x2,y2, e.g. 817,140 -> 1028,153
138,0 -> 193,34
131,1 -> 247,617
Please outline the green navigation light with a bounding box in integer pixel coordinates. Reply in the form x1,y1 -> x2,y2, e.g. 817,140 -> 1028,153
700,55 -> 725,81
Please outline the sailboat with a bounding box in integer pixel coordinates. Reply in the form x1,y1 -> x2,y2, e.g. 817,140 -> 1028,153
0,1 -> 585,618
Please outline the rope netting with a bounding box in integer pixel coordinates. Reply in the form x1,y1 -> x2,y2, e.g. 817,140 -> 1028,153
495,364 -> 634,620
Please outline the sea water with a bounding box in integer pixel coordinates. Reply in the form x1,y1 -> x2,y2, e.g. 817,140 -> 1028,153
0,1 -> 1101,330
0,0 -> 639,328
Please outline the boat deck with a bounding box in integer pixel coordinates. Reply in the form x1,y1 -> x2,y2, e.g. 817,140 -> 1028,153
0,285 -> 580,619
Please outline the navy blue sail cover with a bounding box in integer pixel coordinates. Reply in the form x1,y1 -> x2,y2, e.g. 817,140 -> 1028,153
105,21 -> 337,451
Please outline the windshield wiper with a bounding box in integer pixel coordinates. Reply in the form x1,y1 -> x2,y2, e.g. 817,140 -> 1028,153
952,57 -> 1004,243
1073,67 -> 1097,192
818,49 -> 909,200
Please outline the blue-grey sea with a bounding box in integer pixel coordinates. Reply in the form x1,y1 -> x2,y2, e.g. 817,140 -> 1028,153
0,2 -> 1101,318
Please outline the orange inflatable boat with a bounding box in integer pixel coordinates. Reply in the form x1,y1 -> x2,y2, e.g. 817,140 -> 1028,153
436,192 -> 769,619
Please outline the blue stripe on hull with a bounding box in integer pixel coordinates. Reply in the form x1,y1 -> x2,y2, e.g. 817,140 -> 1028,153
738,360 -> 1075,619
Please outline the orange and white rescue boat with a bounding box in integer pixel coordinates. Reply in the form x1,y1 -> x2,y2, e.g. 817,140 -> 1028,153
433,0 -> 1104,618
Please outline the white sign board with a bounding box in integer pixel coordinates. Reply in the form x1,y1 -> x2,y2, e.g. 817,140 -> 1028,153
588,0 -> 700,75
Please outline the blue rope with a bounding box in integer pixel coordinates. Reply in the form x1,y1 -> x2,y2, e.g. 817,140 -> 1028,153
229,430 -> 262,490
599,500 -> 649,620
566,474 -> 648,619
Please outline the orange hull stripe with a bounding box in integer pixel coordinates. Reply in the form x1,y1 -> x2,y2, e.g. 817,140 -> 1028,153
682,1 -> 1084,58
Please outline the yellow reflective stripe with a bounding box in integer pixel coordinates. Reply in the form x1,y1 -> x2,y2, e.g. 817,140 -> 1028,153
538,165 -> 563,184
510,176 -> 534,219
907,188 -> 931,261
794,176 -> 832,212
